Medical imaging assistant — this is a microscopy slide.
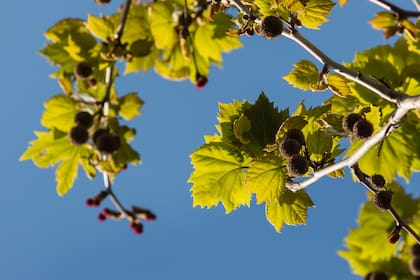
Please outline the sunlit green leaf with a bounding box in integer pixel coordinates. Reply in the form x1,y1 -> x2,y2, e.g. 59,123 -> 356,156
297,0 -> 335,30
148,2 -> 178,49
283,60 -> 319,91
118,92 -> 144,120
189,143 -> 252,214
41,95 -> 78,132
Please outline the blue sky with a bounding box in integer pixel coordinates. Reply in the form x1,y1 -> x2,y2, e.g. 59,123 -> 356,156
1,1 -> 419,280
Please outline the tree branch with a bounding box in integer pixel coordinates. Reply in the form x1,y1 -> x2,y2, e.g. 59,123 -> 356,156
281,29 -> 405,104
285,97 -> 420,192
351,164 -> 420,244
369,0 -> 420,18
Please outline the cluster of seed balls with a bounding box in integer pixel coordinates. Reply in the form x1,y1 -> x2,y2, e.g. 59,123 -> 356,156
69,111 -> 121,155
342,112 -> 374,139
279,128 -> 309,177
369,174 -> 394,212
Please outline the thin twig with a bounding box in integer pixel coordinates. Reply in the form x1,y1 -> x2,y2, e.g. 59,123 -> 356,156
281,29 -> 405,104
351,164 -> 420,244
369,0 -> 420,18
413,0 -> 420,11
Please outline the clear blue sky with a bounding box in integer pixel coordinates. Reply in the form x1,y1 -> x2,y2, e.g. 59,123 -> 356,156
1,1 -> 419,280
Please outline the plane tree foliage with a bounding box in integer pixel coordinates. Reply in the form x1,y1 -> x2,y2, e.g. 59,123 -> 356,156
21,0 -> 420,278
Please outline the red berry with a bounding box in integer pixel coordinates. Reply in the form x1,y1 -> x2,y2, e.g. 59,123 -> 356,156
130,222 -> 144,235
195,73 -> 208,89
98,213 -> 107,222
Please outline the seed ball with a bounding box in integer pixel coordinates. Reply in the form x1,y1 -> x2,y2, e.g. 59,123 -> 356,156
373,190 -> 393,212
287,154 -> 309,177
93,128 -> 108,145
353,119 -> 374,139
94,0 -> 111,5
74,62 -> 93,80
371,174 -> 386,189
88,78 -> 97,87
342,113 -> 362,134
260,16 -> 283,39
74,111 -> 94,129
410,257 -> 420,277
279,138 -> 301,158
69,126 -> 89,146
95,131 -> 121,154
284,128 -> 305,146
411,244 -> 420,257
364,271 -> 389,280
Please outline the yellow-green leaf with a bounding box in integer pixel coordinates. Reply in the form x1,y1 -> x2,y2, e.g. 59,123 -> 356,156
283,59 -> 319,91
148,2 -> 178,49
246,156 -> 286,204
369,12 -> 397,30
118,93 -> 144,120
87,14 -> 118,41
189,143 -> 252,214
297,0 -> 335,30
56,146 -> 80,196
326,74 -> 352,97
41,94 -> 78,132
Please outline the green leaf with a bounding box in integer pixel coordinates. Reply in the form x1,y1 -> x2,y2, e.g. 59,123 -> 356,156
243,92 -> 289,151
347,129 -> 414,182
306,130 -> 333,161
148,2 -> 178,49
44,18 -> 86,43
246,156 -> 287,204
56,146 -> 81,196
266,190 -> 314,232
297,0 -> 335,30
194,13 -> 242,65
369,12 -> 397,30
233,114 -> 252,145
189,143 -> 252,214
20,131 -> 60,168
118,92 -> 144,120
283,60 -> 319,91
326,74 -> 352,97
86,14 -> 119,41
41,94 -> 78,132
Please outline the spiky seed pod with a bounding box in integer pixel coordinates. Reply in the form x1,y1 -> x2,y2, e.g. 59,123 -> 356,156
260,16 -> 283,39
353,119 -> 374,139
371,174 -> 386,189
93,128 -> 108,144
279,138 -> 301,158
69,126 -> 89,146
94,0 -> 111,5
74,62 -> 93,80
411,244 -> 420,257
373,190 -> 393,212
284,128 -> 305,146
287,154 -> 309,177
75,111 -> 94,129
410,257 -> 420,277
342,113 -> 362,135
95,131 -> 121,154
364,271 -> 389,280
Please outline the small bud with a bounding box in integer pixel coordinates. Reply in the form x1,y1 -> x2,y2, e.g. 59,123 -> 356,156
195,73 -> 208,89
102,208 -> 122,220
132,206 -> 157,221
98,213 -> 107,222
130,222 -> 144,235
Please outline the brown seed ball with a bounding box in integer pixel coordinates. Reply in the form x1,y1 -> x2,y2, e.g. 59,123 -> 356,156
364,271 -> 389,280
371,174 -> 386,189
260,16 -> 283,39
410,257 -> 420,277
75,111 -> 93,129
94,0 -> 111,5
285,128 -> 305,146
342,113 -> 362,135
69,126 -> 89,146
411,244 -> 420,257
279,138 -> 301,158
287,154 -> 309,177
95,131 -> 121,154
93,128 -> 108,145
353,119 -> 374,139
373,190 -> 393,212
74,62 -> 93,80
